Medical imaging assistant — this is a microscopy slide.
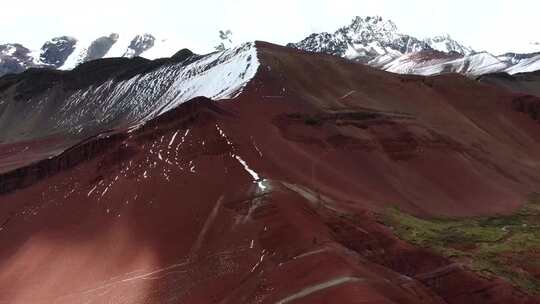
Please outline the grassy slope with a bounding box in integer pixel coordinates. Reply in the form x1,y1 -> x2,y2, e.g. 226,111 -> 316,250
381,193 -> 540,294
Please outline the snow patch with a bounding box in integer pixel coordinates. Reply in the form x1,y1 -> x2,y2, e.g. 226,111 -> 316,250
168,130 -> 179,147
505,54 -> 540,74
60,37 -> 92,70
380,51 -> 508,76
55,43 -> 259,135
234,154 -> 260,181
233,154 -> 266,190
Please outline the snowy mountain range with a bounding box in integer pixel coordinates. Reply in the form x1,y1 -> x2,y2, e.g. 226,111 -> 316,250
2,16 -> 540,78
288,16 -> 540,76
287,16 -> 474,61
0,33 -> 185,76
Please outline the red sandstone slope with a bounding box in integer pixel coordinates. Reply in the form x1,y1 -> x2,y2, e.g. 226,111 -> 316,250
0,42 -> 539,303
246,42 -> 540,217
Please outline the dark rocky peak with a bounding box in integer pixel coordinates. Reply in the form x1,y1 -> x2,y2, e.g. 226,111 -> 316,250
0,57 -> 26,76
0,43 -> 31,59
171,48 -> 195,62
39,36 -> 77,68
286,32 -> 347,57
0,43 -> 36,76
84,33 -> 119,62
124,34 -> 156,57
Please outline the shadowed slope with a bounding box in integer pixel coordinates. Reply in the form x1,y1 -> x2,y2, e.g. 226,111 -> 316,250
479,71 -> 540,97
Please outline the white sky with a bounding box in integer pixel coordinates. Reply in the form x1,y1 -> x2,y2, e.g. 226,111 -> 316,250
1,0 -> 539,55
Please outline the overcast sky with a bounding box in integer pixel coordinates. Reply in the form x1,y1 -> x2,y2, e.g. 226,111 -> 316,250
1,0 -> 539,55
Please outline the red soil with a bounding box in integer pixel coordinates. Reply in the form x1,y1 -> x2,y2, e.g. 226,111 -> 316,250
0,42 -> 539,303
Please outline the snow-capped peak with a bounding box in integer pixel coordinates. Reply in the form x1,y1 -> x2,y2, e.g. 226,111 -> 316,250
288,16 -> 462,62
0,32 -> 201,74
61,33 -> 121,70
345,16 -> 399,42
288,16 -> 540,76
39,36 -> 78,68
423,34 -> 474,55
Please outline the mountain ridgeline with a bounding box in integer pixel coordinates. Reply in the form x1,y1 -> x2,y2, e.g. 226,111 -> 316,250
0,33 -> 160,76
2,16 -> 540,78
288,16 -> 540,76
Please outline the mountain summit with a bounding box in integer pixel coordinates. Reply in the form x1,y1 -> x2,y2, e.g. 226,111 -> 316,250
287,16 -> 473,62
289,16 -> 540,76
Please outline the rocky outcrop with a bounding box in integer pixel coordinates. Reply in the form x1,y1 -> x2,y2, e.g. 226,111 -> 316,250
124,34 -> 156,57
39,36 -> 77,68
0,43 -> 36,75
84,33 -> 120,62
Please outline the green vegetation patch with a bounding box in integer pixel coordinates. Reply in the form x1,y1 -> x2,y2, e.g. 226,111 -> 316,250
381,193 -> 540,294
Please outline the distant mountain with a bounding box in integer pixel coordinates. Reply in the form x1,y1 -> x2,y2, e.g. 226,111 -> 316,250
289,16 -> 540,76
2,16 -> 540,78
0,43 -> 44,75
0,33 -> 181,76
39,36 -> 78,68
370,51 -> 510,76
423,34 -> 474,55
287,16 -> 473,61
